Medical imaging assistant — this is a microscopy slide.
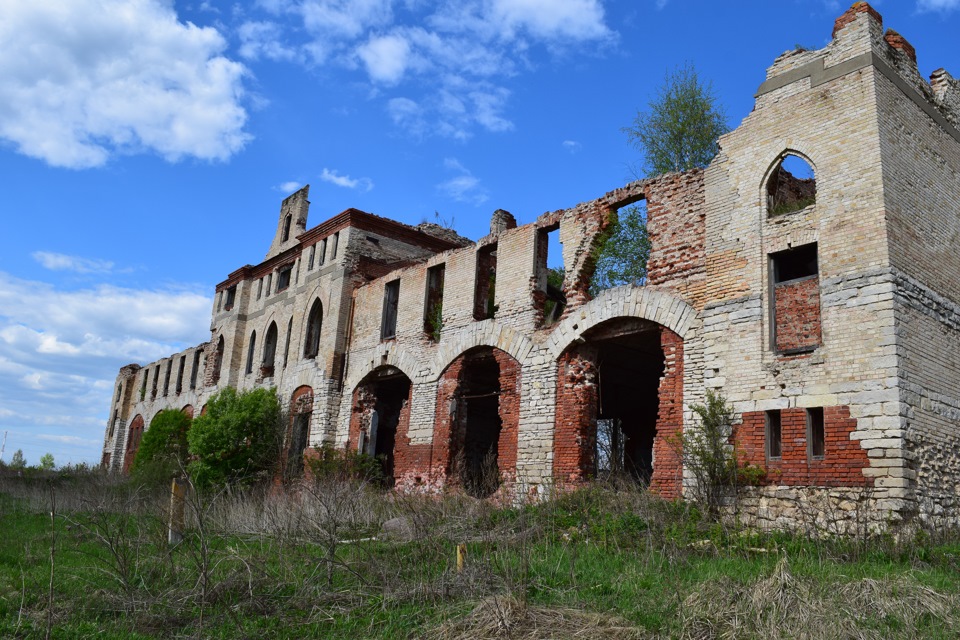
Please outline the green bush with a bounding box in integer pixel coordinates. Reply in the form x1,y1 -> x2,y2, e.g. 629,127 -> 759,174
186,387 -> 283,487
305,444 -> 384,484
131,409 -> 191,485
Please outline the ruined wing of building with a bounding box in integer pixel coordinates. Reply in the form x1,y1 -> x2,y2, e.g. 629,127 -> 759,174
103,2 -> 960,529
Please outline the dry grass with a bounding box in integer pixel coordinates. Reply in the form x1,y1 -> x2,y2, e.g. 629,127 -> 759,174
679,556 -> 960,639
427,595 -> 649,640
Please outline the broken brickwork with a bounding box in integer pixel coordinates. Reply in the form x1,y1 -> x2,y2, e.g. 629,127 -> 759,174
104,3 -> 960,530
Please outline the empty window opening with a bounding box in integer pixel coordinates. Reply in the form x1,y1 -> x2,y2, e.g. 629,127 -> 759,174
246,331 -> 257,375
808,407 -> 825,459
355,368 -> 411,487
262,322 -> 278,378
381,279 -> 400,340
319,238 -> 328,264
304,299 -> 323,359
766,410 -> 782,459
767,154 -> 816,216
424,264 -> 445,340
216,290 -> 223,312
257,279 -> 263,300
473,244 -> 498,320
331,231 -> 340,259
281,214 -> 292,242
283,317 -> 293,367
212,336 -> 224,384
771,243 -> 821,354
151,365 -> 159,399
225,285 -> 237,311
308,245 -> 316,270
265,274 -> 272,296
109,410 -> 118,439
536,225 -> 566,327
277,266 -> 292,292
122,414 -> 145,474
140,370 -> 148,400
190,350 -> 202,389
115,384 -> 123,403
175,356 -> 185,394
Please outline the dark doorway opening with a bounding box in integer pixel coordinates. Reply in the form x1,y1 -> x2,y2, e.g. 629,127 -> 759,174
286,387 -> 313,481
589,320 -> 665,482
455,350 -> 503,498
356,367 -> 411,486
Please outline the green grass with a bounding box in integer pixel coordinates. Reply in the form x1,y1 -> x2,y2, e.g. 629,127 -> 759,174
3,475 -> 960,638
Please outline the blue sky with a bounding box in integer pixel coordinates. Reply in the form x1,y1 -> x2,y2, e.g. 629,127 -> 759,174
1,0 -> 958,467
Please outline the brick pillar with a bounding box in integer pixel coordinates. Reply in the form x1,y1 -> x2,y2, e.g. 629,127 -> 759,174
553,346 -> 599,485
494,349 -> 521,484
650,328 -> 684,499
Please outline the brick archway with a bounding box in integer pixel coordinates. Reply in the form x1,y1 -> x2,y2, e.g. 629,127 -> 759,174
348,367 -> 413,487
433,346 -> 521,497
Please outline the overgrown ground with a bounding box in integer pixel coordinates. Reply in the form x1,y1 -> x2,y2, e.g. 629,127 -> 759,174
3,471 -> 960,639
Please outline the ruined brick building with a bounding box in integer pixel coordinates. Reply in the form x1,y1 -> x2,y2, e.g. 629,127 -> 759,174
103,3 -> 960,527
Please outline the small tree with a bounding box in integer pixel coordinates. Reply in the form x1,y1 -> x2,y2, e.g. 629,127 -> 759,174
10,449 -> 26,470
590,204 -> 651,294
131,409 -> 191,485
675,390 -> 740,519
39,453 -> 55,471
187,387 -> 283,487
623,62 -> 729,176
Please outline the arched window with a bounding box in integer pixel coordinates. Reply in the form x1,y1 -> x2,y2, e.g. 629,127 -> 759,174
281,214 -> 292,242
304,299 -> 323,359
262,322 -> 278,375
767,153 -> 816,216
212,336 -> 224,384
283,317 -> 293,367
246,331 -> 257,374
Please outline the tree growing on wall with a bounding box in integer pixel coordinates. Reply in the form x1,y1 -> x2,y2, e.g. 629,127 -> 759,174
186,387 -> 283,487
132,409 -> 192,485
592,63 -> 728,292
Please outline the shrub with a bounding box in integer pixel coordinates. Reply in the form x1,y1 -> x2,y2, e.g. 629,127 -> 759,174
305,444 -> 384,484
186,387 -> 283,487
131,409 -> 192,485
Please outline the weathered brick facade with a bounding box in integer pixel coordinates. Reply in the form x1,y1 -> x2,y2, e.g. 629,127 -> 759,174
103,4 -> 960,529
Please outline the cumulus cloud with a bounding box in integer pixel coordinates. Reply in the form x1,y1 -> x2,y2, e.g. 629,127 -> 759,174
32,252 -> 119,275
238,21 -> 301,61
488,0 -> 611,40
562,140 -> 582,153
0,0 -> 251,169
278,180 -> 304,192
320,168 -> 374,191
917,0 -> 960,10
437,158 -> 488,205
357,33 -> 412,84
0,270 -> 212,465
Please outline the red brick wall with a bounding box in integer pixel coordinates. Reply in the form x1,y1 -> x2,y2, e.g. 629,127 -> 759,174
493,349 -> 521,482
734,406 -> 872,486
774,277 -> 821,353
122,414 -> 144,474
553,347 -> 599,484
646,171 -> 707,306
650,328 -> 684,499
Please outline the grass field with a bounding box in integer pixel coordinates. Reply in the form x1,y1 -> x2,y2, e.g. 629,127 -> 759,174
3,470 -> 960,639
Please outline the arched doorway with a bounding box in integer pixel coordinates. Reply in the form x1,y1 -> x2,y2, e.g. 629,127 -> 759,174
436,346 -> 520,498
555,318 -> 682,491
122,414 -> 145,474
286,386 -> 313,481
350,366 -> 411,486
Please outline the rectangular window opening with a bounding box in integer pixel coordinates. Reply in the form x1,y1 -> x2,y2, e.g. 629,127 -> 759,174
257,279 -> 263,300
277,266 -> 292,292
265,274 -> 272,296
473,243 -> 498,320
308,245 -> 316,270
381,279 -> 400,340
319,238 -> 328,264
771,243 -> 821,354
331,231 -> 340,259
224,285 -> 237,311
175,356 -> 185,394
537,225 -> 565,327
190,350 -> 201,390
808,407 -> 825,459
424,264 -> 445,340
162,361 -> 171,397
766,410 -> 782,459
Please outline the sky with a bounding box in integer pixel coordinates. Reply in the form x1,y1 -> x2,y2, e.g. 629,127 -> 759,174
1,0 -> 959,467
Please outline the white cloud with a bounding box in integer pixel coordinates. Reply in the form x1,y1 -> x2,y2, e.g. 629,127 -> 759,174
238,21 -> 301,61
32,252 -> 116,274
299,0 -> 395,40
563,140 -> 582,153
437,158 -> 488,205
488,0 -> 611,40
320,168 -> 374,191
278,181 -> 304,192
917,0 -> 960,10
0,0 -> 250,169
357,33 -> 412,84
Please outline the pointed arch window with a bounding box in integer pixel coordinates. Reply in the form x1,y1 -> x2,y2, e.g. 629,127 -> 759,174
304,299 -> 323,359
767,153 -> 816,216
262,322 -> 278,377
246,331 -> 257,374
283,317 -> 293,367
